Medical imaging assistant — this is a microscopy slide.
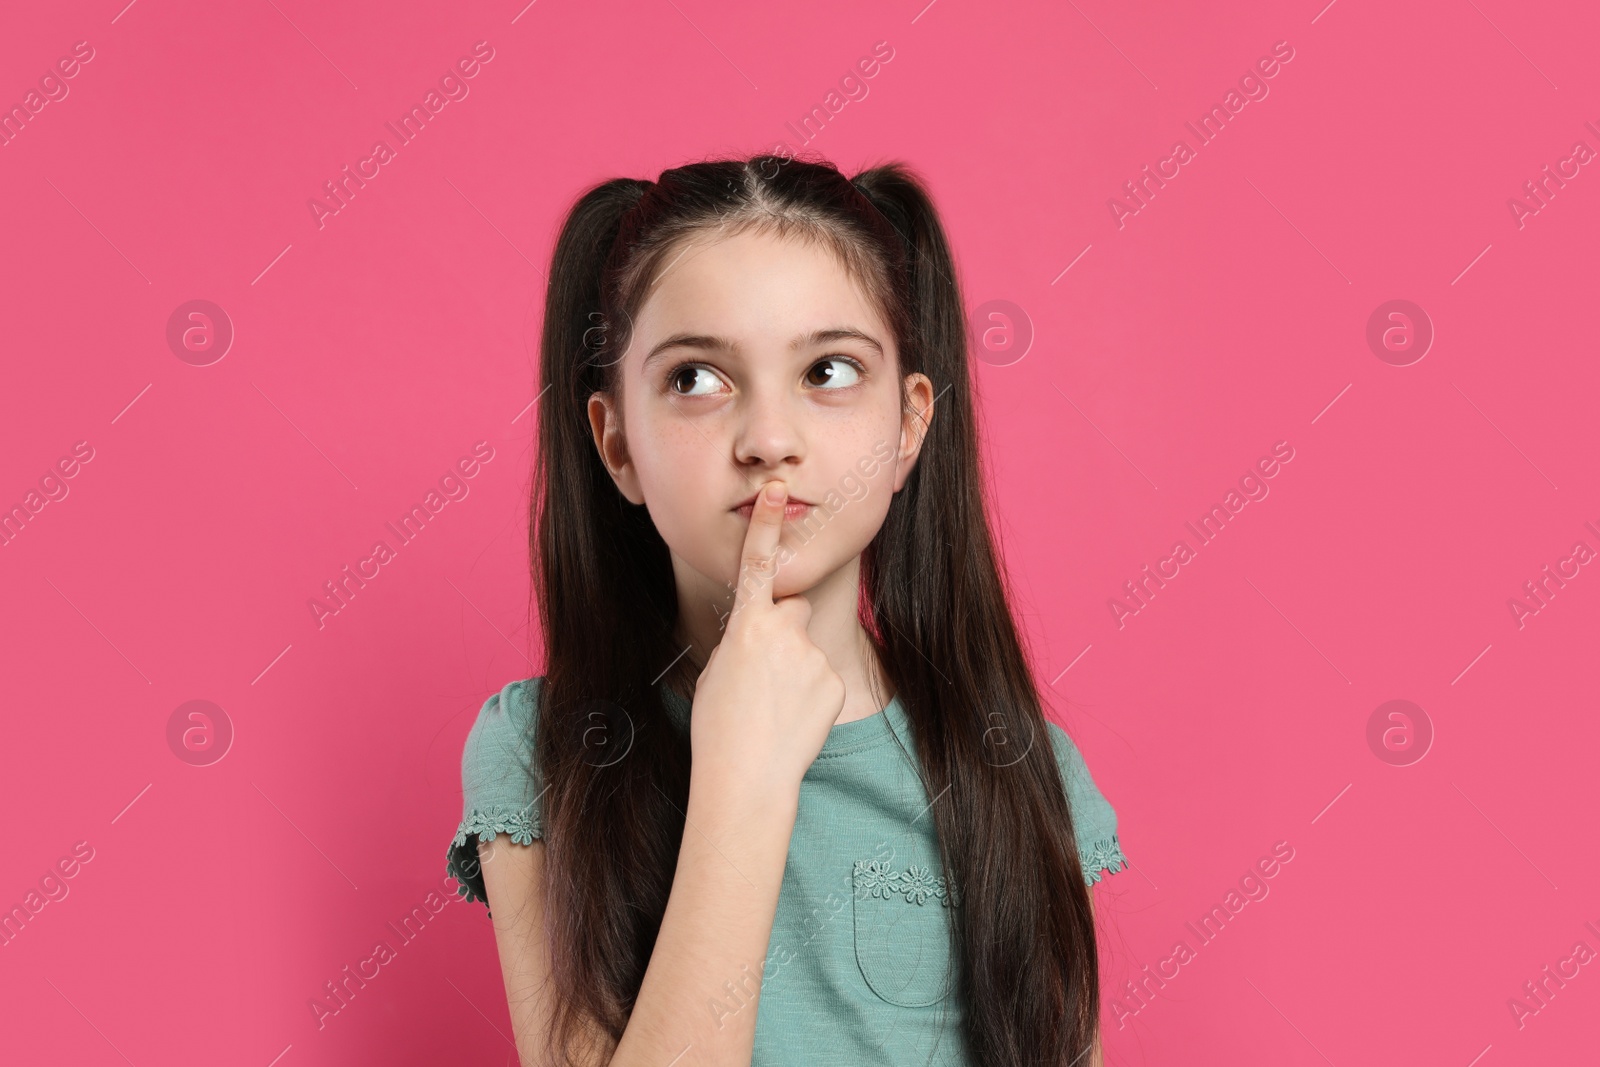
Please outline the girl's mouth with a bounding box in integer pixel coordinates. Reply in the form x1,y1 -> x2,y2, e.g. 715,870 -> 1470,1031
734,502 -> 814,520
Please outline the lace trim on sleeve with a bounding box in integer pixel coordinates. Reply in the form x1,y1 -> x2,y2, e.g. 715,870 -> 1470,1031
1081,831 -> 1129,885
445,804 -> 542,906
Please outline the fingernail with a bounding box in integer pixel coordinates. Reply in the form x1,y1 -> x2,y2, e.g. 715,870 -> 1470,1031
764,482 -> 785,503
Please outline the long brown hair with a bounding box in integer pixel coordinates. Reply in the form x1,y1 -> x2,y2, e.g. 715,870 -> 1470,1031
531,153 -> 1100,1065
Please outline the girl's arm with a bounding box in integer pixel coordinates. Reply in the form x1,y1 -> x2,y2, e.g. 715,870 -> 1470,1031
480,775 -> 801,1067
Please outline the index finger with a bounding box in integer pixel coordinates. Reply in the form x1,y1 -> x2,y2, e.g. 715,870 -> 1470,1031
730,480 -> 788,622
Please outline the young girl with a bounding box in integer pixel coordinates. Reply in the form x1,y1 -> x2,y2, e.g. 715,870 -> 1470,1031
445,154 -> 1128,1067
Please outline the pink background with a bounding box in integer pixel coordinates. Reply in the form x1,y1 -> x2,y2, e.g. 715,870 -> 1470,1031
2,0 -> 1597,1063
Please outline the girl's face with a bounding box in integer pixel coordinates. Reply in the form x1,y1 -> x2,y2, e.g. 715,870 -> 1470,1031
588,228 -> 935,617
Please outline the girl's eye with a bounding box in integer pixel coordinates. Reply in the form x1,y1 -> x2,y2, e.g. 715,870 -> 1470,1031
805,357 -> 864,389
666,356 -> 865,396
667,364 -> 727,397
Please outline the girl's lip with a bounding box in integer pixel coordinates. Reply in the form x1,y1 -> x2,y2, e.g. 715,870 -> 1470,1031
735,502 -> 814,520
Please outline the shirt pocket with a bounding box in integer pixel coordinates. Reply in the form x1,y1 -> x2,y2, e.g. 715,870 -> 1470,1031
851,858 -> 962,1008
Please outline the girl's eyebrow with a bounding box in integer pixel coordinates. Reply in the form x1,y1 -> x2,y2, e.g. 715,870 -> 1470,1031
642,327 -> 884,371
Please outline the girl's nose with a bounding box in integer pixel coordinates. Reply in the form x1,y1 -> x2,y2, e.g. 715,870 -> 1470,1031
731,387 -> 804,470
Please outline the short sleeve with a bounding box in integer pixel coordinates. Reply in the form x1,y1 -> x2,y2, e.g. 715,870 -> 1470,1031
445,678 -> 545,907
1046,722 -> 1130,886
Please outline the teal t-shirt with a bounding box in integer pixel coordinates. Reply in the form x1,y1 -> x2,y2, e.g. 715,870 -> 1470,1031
446,678 -> 1128,1066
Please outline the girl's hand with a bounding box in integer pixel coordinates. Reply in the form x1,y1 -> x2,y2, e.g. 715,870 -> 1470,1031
688,479 -> 848,799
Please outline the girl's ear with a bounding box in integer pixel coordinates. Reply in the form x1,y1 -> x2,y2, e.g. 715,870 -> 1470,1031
893,373 -> 937,492
588,391 -> 646,504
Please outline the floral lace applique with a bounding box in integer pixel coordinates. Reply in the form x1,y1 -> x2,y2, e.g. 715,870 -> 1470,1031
453,804 -> 541,848
1081,832 -> 1129,885
446,804 -> 541,904
853,859 -> 964,908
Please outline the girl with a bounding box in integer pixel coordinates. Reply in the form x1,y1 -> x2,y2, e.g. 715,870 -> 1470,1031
446,154 -> 1128,1067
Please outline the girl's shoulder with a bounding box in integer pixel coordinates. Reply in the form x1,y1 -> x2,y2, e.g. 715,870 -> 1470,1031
472,676 -> 541,732
460,678 -> 542,777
